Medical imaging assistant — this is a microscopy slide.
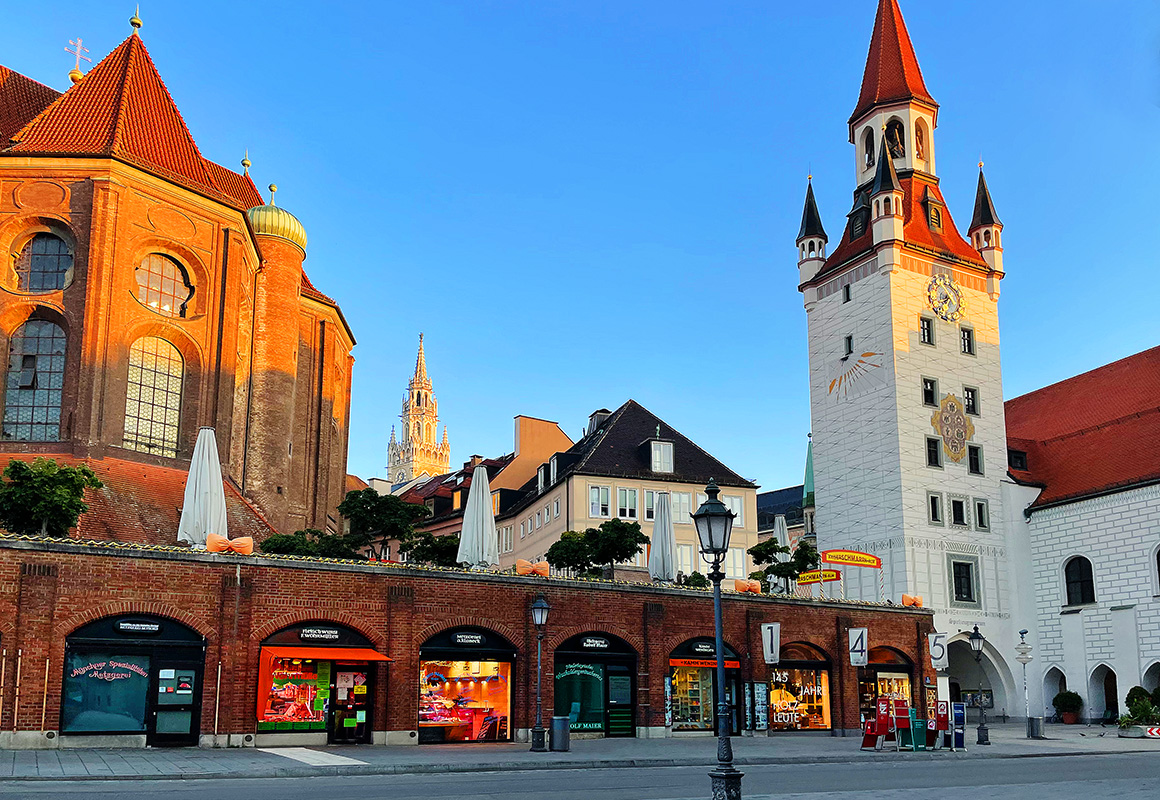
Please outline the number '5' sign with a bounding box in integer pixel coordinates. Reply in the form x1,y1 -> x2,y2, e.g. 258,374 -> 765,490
848,627 -> 868,666
928,632 -> 949,670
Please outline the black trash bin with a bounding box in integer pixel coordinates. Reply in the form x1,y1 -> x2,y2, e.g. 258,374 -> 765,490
549,716 -> 570,752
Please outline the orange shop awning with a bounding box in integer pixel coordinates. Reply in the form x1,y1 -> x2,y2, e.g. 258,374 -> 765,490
263,646 -> 392,662
257,646 -> 392,722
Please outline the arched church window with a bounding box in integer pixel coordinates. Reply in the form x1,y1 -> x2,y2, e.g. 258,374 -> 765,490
983,230 -> 992,245
3,319 -> 66,441
123,337 -> 183,458
885,119 -> 905,159
863,129 -> 875,168
808,242 -> 815,256
1064,556 -> 1095,606
14,233 -> 72,293
884,197 -> 892,215
915,122 -> 927,160
135,254 -> 193,318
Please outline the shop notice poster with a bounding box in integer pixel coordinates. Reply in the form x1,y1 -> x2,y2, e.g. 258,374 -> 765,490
754,683 -> 769,731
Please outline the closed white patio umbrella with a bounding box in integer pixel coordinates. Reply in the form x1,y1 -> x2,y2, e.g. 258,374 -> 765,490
648,491 -> 677,582
177,427 -> 228,549
456,465 -> 499,569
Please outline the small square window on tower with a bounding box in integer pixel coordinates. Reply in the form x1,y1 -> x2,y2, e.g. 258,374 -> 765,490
960,327 -> 976,355
843,335 -> 854,357
950,498 -> 968,527
926,437 -> 943,468
968,445 -> 984,475
963,386 -> 979,416
927,493 -> 944,525
919,317 -> 935,346
922,377 -> 938,407
842,284 -> 852,303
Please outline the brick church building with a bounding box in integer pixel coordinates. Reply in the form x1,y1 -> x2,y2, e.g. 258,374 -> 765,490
0,19 -> 354,539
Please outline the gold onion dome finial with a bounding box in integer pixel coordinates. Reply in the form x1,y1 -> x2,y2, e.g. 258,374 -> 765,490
68,67 -> 83,84
130,5 -> 142,32
247,183 -> 307,252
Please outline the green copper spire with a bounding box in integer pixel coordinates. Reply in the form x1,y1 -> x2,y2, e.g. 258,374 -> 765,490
802,435 -> 815,509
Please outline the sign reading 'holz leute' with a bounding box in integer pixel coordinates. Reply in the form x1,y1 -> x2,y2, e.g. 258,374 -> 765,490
821,550 -> 881,569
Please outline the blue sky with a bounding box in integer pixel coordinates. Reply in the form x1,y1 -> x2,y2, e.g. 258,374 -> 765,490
4,2 -> 1158,492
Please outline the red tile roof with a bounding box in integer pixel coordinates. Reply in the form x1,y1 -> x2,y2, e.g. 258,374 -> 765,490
0,65 -> 59,143
3,35 -> 260,211
345,473 -> 369,494
850,0 -> 937,124
0,454 -> 277,545
1005,346 -> 1160,507
810,174 -> 986,285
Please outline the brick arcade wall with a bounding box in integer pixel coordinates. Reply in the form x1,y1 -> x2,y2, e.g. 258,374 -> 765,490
0,539 -> 935,743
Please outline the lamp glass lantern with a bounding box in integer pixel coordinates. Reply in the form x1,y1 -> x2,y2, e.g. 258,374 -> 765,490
531,594 -> 551,628
692,479 -> 735,557
968,625 -> 985,655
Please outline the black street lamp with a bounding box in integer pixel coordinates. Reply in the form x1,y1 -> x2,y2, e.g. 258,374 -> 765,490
530,593 -> 551,752
692,479 -> 743,800
968,625 -> 990,746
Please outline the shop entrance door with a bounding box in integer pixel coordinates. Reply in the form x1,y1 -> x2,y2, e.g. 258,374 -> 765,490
605,665 -> 634,737
146,657 -> 203,747
720,674 -> 742,737
329,666 -> 372,744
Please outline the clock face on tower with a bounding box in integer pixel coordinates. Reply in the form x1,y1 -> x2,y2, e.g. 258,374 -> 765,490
926,274 -> 966,322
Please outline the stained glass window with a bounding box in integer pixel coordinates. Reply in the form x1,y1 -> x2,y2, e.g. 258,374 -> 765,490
135,254 -> 193,318
14,234 -> 71,293
123,337 -> 183,457
3,320 -> 66,441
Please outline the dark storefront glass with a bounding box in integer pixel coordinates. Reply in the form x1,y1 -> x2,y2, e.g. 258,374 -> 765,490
553,633 -> 636,737
62,652 -> 151,733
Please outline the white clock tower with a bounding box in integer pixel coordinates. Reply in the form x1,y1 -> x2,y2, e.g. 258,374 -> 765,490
798,0 -> 1026,719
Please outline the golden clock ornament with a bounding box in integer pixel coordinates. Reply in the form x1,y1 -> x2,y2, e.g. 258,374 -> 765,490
926,274 -> 966,322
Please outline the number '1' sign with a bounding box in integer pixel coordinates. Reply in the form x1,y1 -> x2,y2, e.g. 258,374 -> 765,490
928,632 -> 949,670
849,627 -> 868,666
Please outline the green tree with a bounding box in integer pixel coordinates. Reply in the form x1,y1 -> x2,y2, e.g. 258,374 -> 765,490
684,571 -> 710,589
0,458 -> 102,537
259,529 -> 360,559
338,488 -> 430,558
398,529 -> 461,568
748,536 -> 819,593
544,519 -> 649,577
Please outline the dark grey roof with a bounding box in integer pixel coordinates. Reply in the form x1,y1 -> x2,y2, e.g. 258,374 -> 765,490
870,137 -> 901,196
497,400 -> 755,521
757,485 -> 804,532
970,168 -> 1001,230
796,181 -> 828,243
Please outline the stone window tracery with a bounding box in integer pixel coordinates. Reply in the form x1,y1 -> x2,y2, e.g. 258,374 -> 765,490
14,233 -> 72,293
135,254 -> 193,318
3,319 -> 66,441
123,337 -> 183,458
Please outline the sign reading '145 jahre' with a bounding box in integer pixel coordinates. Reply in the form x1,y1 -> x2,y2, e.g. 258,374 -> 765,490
821,550 -> 881,569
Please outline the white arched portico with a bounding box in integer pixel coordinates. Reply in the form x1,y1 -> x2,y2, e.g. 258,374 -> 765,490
946,632 -> 1018,722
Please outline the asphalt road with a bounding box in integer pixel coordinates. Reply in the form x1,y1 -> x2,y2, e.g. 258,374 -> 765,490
2,754 -> 1157,800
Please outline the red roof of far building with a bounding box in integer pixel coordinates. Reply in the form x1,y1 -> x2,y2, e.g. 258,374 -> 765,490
345,474 -> 369,494
3,35 -> 261,211
0,454 -> 277,545
1005,346 -> 1160,508
0,65 -> 60,143
850,0 -> 938,125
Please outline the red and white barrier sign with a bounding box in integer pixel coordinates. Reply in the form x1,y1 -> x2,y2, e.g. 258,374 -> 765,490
1146,727 -> 1160,738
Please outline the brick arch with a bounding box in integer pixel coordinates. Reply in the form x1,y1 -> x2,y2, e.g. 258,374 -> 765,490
545,625 -> 644,656
0,213 -> 82,273
414,617 -> 523,655
658,632 -> 742,660
250,610 -> 386,649
53,601 -> 213,640
0,301 -> 69,340
121,320 -> 205,377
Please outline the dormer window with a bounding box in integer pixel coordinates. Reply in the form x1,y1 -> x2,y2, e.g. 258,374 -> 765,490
1008,450 -> 1028,471
651,441 -> 673,473
537,466 -> 546,493
928,206 -> 942,230
549,456 -> 557,485
852,216 -> 866,237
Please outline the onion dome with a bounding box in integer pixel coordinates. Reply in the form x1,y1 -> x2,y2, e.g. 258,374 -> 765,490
247,183 -> 307,252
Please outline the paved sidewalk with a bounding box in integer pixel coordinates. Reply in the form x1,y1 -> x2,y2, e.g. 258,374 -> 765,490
0,722 -> 1153,781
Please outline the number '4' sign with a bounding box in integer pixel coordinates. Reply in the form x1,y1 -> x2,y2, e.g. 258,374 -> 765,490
848,627 -> 868,666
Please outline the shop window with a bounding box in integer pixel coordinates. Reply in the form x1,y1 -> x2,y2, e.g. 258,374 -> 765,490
14,233 -> 72,293
769,667 -> 831,731
123,336 -> 183,458
419,628 -> 515,743
3,319 -> 66,442
857,647 -> 913,720
670,639 -> 740,733
135,254 -> 193,318
61,651 -> 151,733
259,657 -> 330,732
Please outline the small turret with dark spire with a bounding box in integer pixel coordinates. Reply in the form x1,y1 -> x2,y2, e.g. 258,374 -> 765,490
796,178 -> 828,285
870,136 -> 904,245
969,163 -> 1004,274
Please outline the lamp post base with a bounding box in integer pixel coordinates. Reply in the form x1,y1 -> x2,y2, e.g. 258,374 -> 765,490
530,727 -> 547,752
976,723 -> 990,746
709,766 -> 744,800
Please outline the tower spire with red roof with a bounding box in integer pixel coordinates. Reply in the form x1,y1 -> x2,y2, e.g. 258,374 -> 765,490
850,0 -> 937,126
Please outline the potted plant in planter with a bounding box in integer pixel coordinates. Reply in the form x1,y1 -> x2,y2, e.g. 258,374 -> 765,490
1053,690 -> 1083,724
1117,698 -> 1160,738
